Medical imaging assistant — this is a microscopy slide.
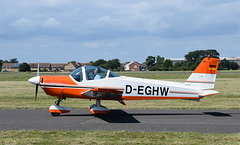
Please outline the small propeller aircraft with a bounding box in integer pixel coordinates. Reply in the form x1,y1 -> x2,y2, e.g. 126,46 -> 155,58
29,56 -> 219,116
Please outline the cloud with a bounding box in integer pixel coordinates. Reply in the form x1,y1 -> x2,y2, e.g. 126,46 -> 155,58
0,0 -> 240,63
11,18 -> 40,31
5,0 -> 240,40
42,17 -> 61,27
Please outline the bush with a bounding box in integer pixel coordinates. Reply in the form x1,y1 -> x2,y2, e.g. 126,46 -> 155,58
19,63 -> 31,72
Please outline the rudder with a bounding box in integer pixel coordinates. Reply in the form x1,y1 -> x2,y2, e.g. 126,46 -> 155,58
185,57 -> 220,89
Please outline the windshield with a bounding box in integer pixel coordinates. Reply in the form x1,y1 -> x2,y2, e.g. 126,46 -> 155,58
71,66 -> 120,82
70,67 -> 83,82
85,66 -> 107,80
109,71 -> 120,77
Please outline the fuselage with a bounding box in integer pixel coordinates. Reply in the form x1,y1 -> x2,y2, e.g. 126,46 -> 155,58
39,74 -> 202,101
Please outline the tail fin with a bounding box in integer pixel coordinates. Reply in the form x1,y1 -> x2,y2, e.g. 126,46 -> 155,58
185,57 -> 220,89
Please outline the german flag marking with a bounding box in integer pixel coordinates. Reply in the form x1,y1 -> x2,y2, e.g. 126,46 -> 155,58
209,65 -> 216,68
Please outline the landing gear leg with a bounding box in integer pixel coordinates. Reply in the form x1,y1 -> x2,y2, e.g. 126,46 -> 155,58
55,98 -> 62,106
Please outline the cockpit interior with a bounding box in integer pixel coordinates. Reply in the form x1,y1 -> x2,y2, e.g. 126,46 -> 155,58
70,66 -> 120,82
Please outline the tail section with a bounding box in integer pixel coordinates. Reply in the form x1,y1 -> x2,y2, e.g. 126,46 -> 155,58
185,57 -> 220,89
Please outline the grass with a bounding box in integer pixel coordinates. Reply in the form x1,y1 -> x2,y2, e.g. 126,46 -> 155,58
0,72 -> 70,81
0,71 -> 239,109
0,130 -> 240,145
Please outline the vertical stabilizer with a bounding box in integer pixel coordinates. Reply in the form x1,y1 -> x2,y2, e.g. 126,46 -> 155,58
185,57 -> 220,89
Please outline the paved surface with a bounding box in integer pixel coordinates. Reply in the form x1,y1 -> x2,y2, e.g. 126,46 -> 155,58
0,109 -> 240,133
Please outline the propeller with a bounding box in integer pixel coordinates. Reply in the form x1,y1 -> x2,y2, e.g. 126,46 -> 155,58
28,62 -> 40,102
35,84 -> 38,102
35,62 -> 39,102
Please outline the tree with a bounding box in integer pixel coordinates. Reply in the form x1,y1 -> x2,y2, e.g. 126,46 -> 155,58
19,63 -> 31,72
91,59 -> 121,70
146,56 -> 155,68
162,59 -> 173,70
219,58 -> 230,70
185,50 -> 219,63
10,58 -> 18,63
219,59 -> 239,70
92,59 -> 106,66
205,49 -> 220,58
184,49 -> 220,70
89,61 -> 93,65
68,61 -> 76,64
230,61 -> 239,70
155,55 -> 164,70
173,62 -> 182,71
0,59 -> 9,71
0,60 -> 2,71
106,59 -> 121,70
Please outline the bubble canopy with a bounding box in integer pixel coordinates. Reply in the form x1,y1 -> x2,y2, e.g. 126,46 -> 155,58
70,66 -> 120,82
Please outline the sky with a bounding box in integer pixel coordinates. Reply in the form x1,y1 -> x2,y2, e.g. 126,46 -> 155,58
0,0 -> 240,63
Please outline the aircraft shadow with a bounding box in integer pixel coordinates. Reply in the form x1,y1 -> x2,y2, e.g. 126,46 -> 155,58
95,110 -> 140,123
203,112 -> 232,117
60,110 -> 231,123
129,112 -> 232,117
61,110 -> 140,123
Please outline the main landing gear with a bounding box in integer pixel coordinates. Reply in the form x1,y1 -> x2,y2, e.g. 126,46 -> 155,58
49,99 -> 109,116
88,100 -> 110,115
49,98 -> 71,116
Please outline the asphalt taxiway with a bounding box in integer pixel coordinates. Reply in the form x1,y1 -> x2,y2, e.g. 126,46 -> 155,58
0,109 -> 239,133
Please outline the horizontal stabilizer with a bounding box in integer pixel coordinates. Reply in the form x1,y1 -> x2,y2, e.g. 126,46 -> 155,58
199,90 -> 219,97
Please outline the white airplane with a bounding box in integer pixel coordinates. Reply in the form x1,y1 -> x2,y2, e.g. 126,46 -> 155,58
28,56 -> 220,116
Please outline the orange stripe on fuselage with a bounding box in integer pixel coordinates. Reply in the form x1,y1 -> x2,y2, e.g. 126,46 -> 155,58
122,96 -> 200,100
193,58 -> 219,74
185,80 -> 215,84
169,91 -> 201,94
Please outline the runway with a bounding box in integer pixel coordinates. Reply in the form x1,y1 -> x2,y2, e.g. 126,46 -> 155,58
0,109 -> 240,133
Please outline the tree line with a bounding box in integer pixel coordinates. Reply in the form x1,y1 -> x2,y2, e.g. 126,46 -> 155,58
145,49 -> 238,71
0,49 -> 239,72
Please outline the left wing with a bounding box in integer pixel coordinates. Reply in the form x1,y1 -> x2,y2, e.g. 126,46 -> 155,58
81,87 -> 124,100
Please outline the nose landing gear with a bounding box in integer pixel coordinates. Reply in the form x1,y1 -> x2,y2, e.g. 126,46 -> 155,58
49,98 -> 71,116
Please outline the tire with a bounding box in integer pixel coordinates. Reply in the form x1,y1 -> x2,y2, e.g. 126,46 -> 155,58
51,113 -> 60,116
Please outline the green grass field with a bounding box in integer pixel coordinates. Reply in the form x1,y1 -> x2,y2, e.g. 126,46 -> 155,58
0,71 -> 239,144
1,130 -> 240,145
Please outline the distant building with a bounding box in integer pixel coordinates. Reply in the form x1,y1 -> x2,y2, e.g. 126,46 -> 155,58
1,63 -> 21,72
168,58 -> 186,65
124,61 -> 146,71
64,62 -> 81,72
220,57 -> 240,66
51,63 -> 66,71
30,63 -> 51,71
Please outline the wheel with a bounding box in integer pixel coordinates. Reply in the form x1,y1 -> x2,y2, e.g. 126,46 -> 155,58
51,113 -> 60,116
